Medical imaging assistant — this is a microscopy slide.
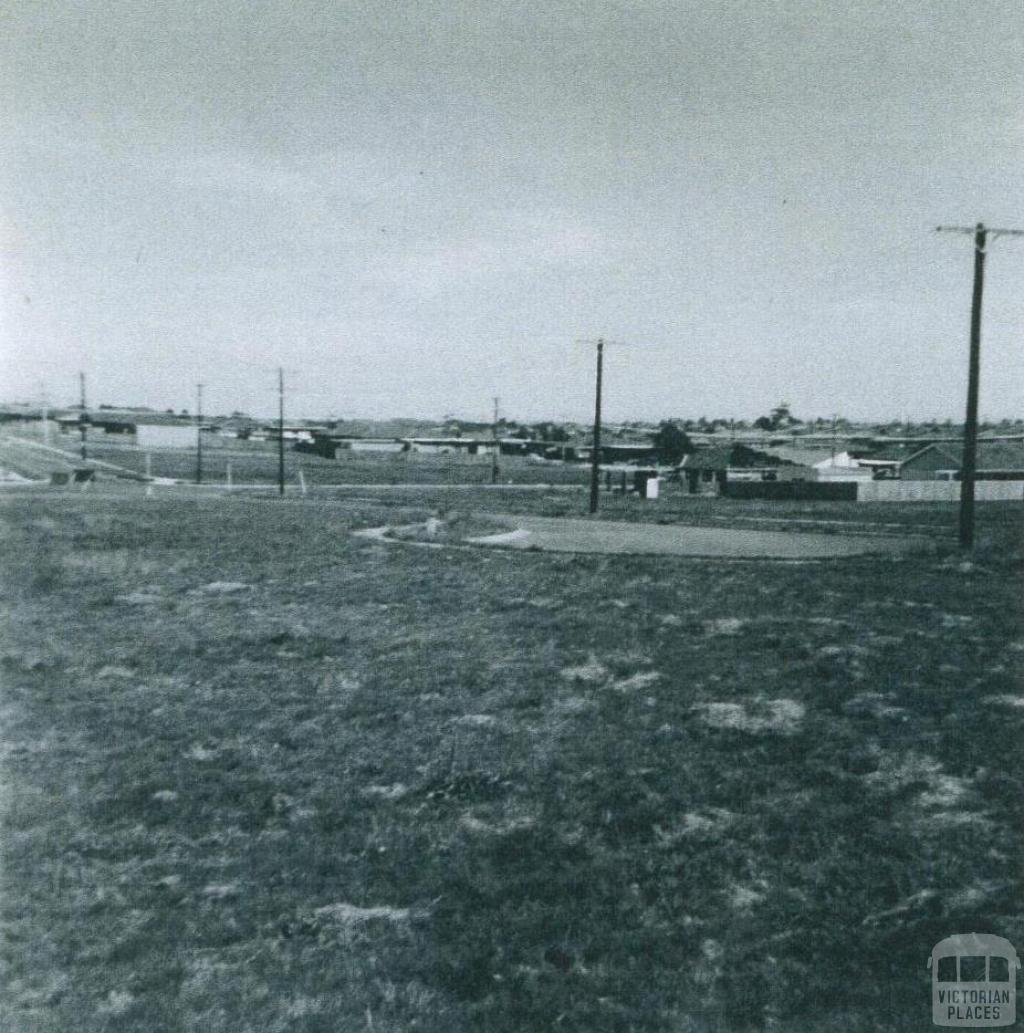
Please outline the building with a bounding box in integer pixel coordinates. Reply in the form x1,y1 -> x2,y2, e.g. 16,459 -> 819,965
136,422 -> 199,449
764,445 -> 871,482
346,438 -> 406,453
680,444 -> 814,493
576,442 -> 658,465
56,411 -> 199,449
899,441 -> 1024,481
403,437 -> 497,455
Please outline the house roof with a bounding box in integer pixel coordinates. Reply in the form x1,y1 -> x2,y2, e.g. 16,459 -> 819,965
901,441 -> 1024,471
681,443 -> 782,470
763,445 -> 837,467
680,445 -> 735,470
974,441 -> 1024,469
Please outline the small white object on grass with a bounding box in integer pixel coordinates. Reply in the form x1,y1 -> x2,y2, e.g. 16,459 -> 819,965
314,902 -> 414,925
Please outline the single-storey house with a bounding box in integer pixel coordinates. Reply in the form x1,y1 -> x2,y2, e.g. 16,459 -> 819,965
764,445 -> 872,482
577,443 -> 658,465
403,437 -> 497,456
679,444 -> 814,493
899,441 -> 1024,481
57,412 -> 199,449
136,422 -> 199,449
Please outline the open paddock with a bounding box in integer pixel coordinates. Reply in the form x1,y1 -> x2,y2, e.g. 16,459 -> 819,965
1,488 -> 1021,1032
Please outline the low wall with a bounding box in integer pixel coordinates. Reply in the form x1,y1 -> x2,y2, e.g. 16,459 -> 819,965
856,481 -> 1024,503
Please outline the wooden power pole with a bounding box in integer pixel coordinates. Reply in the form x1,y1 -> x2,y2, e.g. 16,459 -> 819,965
491,396 -> 500,484
78,371 -> 88,461
278,367 -> 285,497
589,338 -> 604,514
937,223 -> 1024,548
195,382 -> 204,485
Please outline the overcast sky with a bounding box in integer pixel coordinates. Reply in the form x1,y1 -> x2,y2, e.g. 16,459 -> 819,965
2,1 -> 1022,422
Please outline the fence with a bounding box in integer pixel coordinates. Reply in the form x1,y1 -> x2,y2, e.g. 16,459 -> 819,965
857,481 -> 1024,503
721,481 -> 858,501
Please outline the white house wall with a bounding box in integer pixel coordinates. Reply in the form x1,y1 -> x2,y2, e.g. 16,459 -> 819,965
136,424 -> 199,450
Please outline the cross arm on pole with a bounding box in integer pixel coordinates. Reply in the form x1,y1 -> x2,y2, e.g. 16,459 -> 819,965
937,225 -> 1024,245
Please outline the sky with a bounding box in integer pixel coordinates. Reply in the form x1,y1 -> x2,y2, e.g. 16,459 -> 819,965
2,0 -> 1023,422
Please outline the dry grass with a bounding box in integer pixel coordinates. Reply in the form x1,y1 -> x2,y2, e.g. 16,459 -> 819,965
0,491 -> 1021,1032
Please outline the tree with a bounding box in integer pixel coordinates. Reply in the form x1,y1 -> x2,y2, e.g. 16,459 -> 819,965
652,421 -> 693,463
532,422 -> 569,442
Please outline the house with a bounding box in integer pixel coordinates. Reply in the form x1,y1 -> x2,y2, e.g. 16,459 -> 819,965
346,438 -> 406,453
499,438 -> 579,461
403,437 -> 497,456
812,451 -> 872,482
679,444 -> 814,493
136,422 -> 199,450
848,442 -> 923,479
899,441 -> 1024,481
764,445 -> 871,482
577,443 -> 658,465
56,411 -> 199,449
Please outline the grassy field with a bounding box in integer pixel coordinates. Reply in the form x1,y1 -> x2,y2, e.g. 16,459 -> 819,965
1,488 -> 1022,1031
7,433 -> 590,487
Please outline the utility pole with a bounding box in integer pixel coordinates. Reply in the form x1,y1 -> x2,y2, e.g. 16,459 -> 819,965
78,371 -> 88,462
589,338 -> 604,514
491,396 -> 500,484
937,222 -> 1024,547
38,381 -> 50,446
195,382 -> 204,485
278,367 -> 285,497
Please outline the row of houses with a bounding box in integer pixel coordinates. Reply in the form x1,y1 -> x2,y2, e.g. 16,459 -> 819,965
46,409 -> 1024,488
677,440 -> 1024,492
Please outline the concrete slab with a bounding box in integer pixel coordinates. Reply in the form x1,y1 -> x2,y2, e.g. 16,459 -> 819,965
467,515 -> 920,559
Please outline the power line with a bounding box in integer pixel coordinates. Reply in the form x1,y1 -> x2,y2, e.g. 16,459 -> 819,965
936,223 -> 1024,548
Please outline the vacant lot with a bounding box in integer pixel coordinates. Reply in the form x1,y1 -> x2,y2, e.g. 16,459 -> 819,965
1,490 -> 1021,1032
5,433 -> 589,487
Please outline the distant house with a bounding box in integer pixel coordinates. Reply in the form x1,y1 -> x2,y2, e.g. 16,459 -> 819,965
403,437 -> 497,456
812,451 -> 872,481
577,442 -> 658,465
765,445 -> 871,483
136,422 -> 199,450
264,426 -> 315,444
849,443 -> 921,479
499,438 -> 579,460
57,411 -> 199,449
346,438 -> 406,453
899,441 -> 1024,481
679,443 -> 809,492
